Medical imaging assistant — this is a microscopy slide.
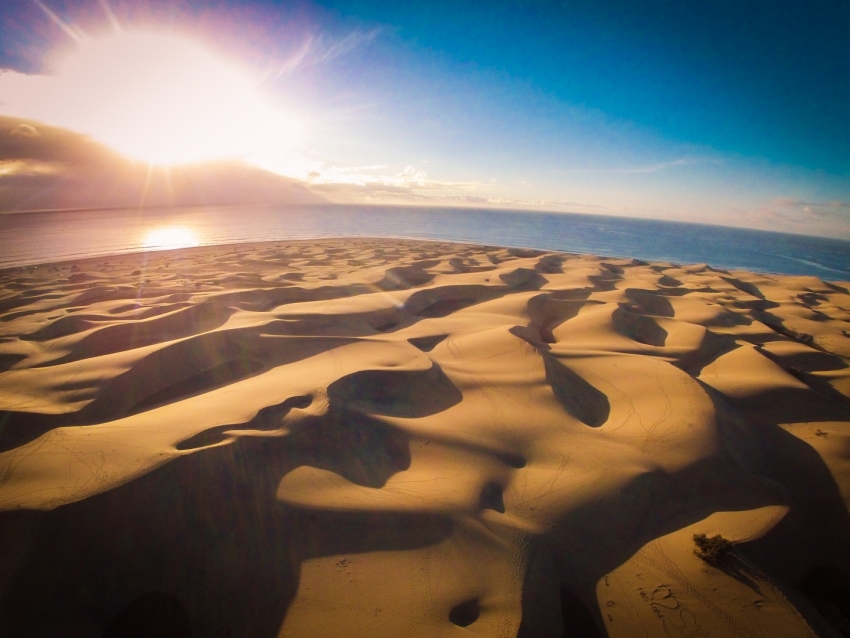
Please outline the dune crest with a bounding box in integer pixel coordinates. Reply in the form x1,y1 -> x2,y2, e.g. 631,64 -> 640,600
0,238 -> 849,637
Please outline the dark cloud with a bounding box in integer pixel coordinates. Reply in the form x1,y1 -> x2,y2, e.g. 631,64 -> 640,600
0,116 -> 324,212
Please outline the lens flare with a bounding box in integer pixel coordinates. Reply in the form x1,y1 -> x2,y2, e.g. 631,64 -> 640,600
0,31 -> 298,166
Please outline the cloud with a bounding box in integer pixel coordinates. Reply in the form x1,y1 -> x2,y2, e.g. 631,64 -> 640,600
330,164 -> 388,174
766,197 -> 850,219
619,158 -> 715,174
300,160 -> 681,219
0,116 -> 323,211
0,32 -> 303,166
277,29 -> 381,76
357,191 -> 641,216
11,124 -> 39,138
396,165 -> 427,185
310,172 -> 667,218
768,197 -> 805,207
728,196 -> 850,238
554,157 -> 722,175
305,163 -> 479,193
0,159 -> 59,176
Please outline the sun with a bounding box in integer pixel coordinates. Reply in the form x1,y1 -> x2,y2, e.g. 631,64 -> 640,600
1,31 -> 296,166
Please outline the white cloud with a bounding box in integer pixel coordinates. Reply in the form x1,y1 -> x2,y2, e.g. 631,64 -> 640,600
730,196 -> 850,238
330,165 -> 388,173
302,163 -> 479,193
554,157 -> 722,175
309,175 -> 668,218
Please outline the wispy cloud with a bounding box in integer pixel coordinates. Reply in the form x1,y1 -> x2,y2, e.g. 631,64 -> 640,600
554,157 -> 722,175
325,164 -> 388,174
309,174 -> 666,218
277,29 -> 381,76
765,197 -> 850,218
727,196 -> 850,238
292,160 -> 680,218
306,164 -> 479,192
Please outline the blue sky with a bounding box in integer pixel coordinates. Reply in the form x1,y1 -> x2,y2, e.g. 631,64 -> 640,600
1,0 -> 848,237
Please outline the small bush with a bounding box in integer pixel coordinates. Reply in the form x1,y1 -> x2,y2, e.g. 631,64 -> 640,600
693,533 -> 733,565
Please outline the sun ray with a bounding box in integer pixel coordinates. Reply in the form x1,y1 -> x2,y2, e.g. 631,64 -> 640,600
33,0 -> 84,43
97,0 -> 123,34
0,28 -> 300,167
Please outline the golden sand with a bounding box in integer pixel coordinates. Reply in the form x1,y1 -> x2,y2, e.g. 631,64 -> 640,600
0,238 -> 848,637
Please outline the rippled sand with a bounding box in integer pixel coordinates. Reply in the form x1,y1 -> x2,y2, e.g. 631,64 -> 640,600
1,238 -> 849,637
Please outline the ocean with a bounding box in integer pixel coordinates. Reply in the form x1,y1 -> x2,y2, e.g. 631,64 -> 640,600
2,205 -> 849,278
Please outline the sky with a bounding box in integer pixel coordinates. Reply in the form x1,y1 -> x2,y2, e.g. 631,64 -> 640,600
0,0 -> 848,237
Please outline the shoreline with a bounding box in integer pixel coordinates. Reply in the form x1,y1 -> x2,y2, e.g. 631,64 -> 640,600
4,235 -> 850,285
2,208 -> 849,277
0,237 -> 848,637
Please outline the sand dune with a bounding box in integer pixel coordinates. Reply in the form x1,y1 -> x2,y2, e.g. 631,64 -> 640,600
0,238 -> 849,637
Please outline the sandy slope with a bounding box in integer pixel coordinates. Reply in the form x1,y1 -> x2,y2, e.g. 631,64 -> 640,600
0,238 -> 849,637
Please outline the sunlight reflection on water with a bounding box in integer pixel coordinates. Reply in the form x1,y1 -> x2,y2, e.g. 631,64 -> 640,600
142,226 -> 201,250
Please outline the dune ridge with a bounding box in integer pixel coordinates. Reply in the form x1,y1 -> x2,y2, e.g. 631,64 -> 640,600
0,238 -> 849,637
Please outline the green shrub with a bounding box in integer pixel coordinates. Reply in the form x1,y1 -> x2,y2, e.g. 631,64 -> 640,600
693,533 -> 733,565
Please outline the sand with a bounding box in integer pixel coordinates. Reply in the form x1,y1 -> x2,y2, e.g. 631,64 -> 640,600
0,237 -> 848,637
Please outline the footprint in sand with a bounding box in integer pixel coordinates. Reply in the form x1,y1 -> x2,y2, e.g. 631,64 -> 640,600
669,608 -> 705,637
651,585 -> 680,609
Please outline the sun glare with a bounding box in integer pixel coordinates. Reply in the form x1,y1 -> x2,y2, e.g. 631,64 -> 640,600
0,31 -> 297,165
142,226 -> 200,250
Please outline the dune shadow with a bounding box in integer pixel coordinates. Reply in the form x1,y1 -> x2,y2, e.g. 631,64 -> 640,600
0,353 -> 27,373
514,381 -> 850,637
100,592 -> 191,638
327,363 -> 462,419
407,334 -> 448,352
535,255 -> 565,274
612,304 -> 668,347
721,276 -> 766,300
674,332 -> 742,376
287,408 -> 413,489
31,302 -> 237,365
515,454 -> 782,637
624,288 -> 675,317
524,293 -> 592,343
175,394 -> 313,451
557,583 -> 605,638
500,267 -> 548,290
797,564 -> 850,633
0,415 -> 453,638
373,265 -> 435,291
0,410 -> 70,454
541,354 -> 610,428
0,332 -> 373,452
404,285 -> 502,318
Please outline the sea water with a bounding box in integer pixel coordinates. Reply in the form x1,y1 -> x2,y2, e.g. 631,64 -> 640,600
1,205 -> 848,278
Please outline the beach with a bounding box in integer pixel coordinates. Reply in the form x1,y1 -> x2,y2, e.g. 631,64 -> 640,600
0,237 -> 849,637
